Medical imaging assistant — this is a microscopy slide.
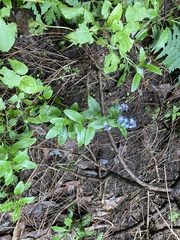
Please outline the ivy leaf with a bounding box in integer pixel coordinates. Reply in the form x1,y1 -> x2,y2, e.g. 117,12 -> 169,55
60,4 -> 83,19
66,22 -> 94,45
0,17 -> 17,52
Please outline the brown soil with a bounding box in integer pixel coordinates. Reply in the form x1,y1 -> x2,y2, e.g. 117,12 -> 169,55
0,6 -> 180,240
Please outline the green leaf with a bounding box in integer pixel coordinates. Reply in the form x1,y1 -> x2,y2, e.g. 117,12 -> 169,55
102,0 -> 112,19
50,117 -> 70,126
139,47 -> 146,64
8,59 -> 28,75
5,171 -> 15,186
152,27 -> 169,53
66,22 -> 94,45
88,96 -> 101,114
16,160 -> 37,170
89,118 -> 105,129
0,67 -> 21,88
0,201 -> 14,212
0,98 -> 6,110
97,233 -> 103,240
58,127 -> 68,146
43,88 -> 53,99
52,226 -> 67,233
85,126 -> 96,145
81,213 -> 91,227
68,124 -> 76,139
0,17 -> 17,52
64,217 -> 73,227
118,126 -> 127,137
125,3 -> 147,22
46,125 -> 60,140
18,197 -> 34,205
107,3 -> 122,26
74,124 -> 86,146
117,69 -> 126,87
64,109 -> 84,124
14,181 -> 25,195
84,9 -> 94,23
60,4 -> 83,19
38,105 -> 61,123
12,204 -> 20,221
12,137 -> 36,149
144,64 -> 162,75
19,76 -> 37,94
131,73 -> 142,92
103,52 -> 120,74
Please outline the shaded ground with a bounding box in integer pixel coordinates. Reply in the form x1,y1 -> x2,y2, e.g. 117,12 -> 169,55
0,6 -> 180,240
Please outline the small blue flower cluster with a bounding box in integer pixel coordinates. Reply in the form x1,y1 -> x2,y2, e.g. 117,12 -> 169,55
117,116 -> 136,129
104,121 -> 112,131
118,103 -> 129,112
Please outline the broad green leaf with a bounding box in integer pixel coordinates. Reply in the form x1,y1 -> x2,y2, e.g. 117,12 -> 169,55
81,109 -> 94,120
97,233 -> 103,240
39,105 -> 61,123
64,217 -> 73,227
58,127 -> 68,146
19,76 -> 37,94
5,171 -> 15,186
66,22 -> 94,45
0,201 -> 14,212
64,109 -> 84,124
84,9 -> 94,23
85,126 -> 96,145
43,88 -> 53,99
88,96 -> 101,114
0,98 -> 6,110
102,0 -> 112,19
12,137 -> 36,149
60,4 -> 83,19
135,29 -> 148,41
0,192 -> 7,198
16,160 -> 37,170
74,124 -> 86,146
14,181 -> 25,195
0,17 -> 17,52
12,204 -> 20,221
0,67 -> 21,88
118,126 -> 127,138
144,64 -> 162,75
68,124 -> 76,139
46,125 -> 60,140
116,32 -> 133,57
125,3 -> 147,22
89,119 -> 105,129
103,52 -> 120,74
52,226 -> 67,233
18,197 -> 34,205
135,66 -> 144,77
8,59 -> 28,75
50,117 -> 70,126
131,73 -> 142,92
107,3 -> 122,26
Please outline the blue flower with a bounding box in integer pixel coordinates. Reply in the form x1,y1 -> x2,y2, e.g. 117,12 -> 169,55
117,116 -> 136,129
103,121 -> 112,131
118,103 -> 129,112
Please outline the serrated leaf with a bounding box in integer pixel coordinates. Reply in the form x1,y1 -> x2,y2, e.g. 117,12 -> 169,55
8,59 -> 28,75
14,181 -> 25,195
131,73 -> 142,92
66,22 -> 94,45
85,126 -> 96,145
0,17 -> 17,52
64,109 -> 84,124
107,3 -> 122,26
144,64 -> 162,75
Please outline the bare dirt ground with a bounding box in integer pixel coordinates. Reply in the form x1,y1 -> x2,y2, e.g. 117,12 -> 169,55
0,6 -> 180,240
